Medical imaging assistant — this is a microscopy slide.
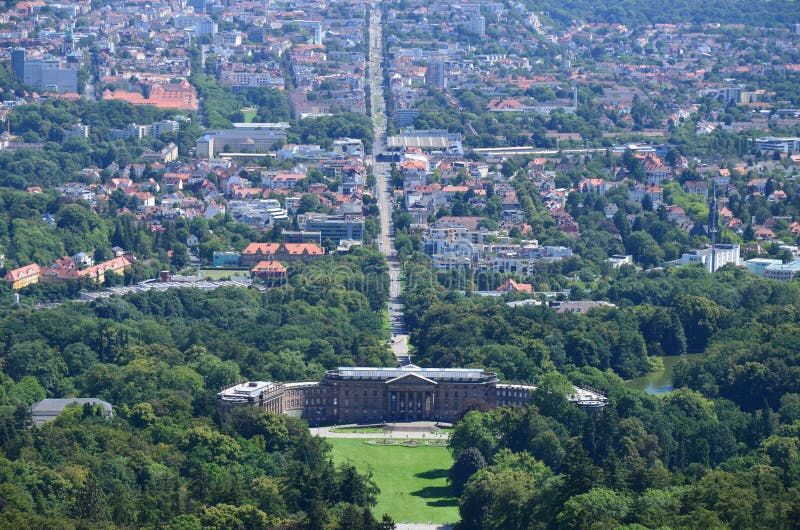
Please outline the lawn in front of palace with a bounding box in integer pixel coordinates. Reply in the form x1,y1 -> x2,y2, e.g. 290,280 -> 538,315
328,438 -> 458,524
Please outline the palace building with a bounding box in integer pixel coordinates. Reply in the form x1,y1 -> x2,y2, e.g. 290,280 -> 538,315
217,365 -> 607,424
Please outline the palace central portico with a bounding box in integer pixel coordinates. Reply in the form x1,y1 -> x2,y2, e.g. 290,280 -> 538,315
218,364 -> 607,424
325,365 -> 502,423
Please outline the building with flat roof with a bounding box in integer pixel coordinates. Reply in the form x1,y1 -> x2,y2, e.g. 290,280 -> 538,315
756,137 -> 800,153
298,213 -> 365,242
746,258 -> 783,277
218,364 -> 608,424
679,244 -> 740,273
212,251 -> 241,267
195,128 -> 287,158
12,49 -> 79,93
764,260 -> 800,281
425,60 -> 446,88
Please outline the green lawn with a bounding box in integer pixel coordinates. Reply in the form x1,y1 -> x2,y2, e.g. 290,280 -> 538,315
328,438 -> 459,524
381,309 -> 390,338
200,268 -> 249,279
241,108 -> 257,123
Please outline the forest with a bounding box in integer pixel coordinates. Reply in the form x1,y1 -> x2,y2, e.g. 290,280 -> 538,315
524,0 -> 800,28
394,259 -> 800,529
0,250 -> 394,529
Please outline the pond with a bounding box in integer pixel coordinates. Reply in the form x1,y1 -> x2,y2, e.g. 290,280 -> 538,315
626,353 -> 706,395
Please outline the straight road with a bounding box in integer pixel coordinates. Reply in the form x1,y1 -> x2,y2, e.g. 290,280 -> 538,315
367,3 -> 410,365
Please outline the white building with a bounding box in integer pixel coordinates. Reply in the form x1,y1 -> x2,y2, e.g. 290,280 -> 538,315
606,254 -> 633,269
680,244 -> 740,273
756,137 -> 800,153
746,258 -> 782,277
764,260 -> 800,281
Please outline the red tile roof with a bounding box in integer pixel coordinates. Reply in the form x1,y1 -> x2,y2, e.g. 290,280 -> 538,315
496,278 -> 533,293
4,263 -> 40,282
242,243 -> 281,255
283,243 -> 324,255
251,260 -> 287,273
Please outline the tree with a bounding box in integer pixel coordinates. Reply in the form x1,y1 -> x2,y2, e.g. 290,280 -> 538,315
337,463 -> 378,506
459,467 -> 536,530
625,231 -> 664,268
73,475 -> 110,525
378,514 -> 396,530
557,488 -> 631,530
3,340 -> 66,393
673,294 -> 722,352
532,371 -> 573,417
199,504 -> 274,530
450,447 -> 486,496
449,411 -> 498,461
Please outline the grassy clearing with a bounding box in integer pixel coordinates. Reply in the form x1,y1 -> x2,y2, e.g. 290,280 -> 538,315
241,108 -> 257,123
200,268 -> 249,279
328,438 -> 458,524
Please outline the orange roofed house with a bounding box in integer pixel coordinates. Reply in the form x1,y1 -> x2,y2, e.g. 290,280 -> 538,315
495,278 -> 533,293
250,261 -> 287,283
40,255 -> 135,283
4,264 -> 41,290
240,242 -> 324,267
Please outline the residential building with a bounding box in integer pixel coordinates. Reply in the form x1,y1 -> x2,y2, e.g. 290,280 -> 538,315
3,263 -> 41,289
227,199 -> 288,228
263,172 -> 306,190
40,254 -> 135,283
174,14 -> 217,37
495,278 -> 532,293
425,60 -> 446,88
464,15 -> 486,37
110,120 -> 180,141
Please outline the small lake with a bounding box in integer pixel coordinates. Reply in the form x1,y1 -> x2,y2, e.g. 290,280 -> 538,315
626,353 -> 706,395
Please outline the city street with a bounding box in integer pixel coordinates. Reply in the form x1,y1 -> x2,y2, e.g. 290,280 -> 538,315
368,2 -> 410,365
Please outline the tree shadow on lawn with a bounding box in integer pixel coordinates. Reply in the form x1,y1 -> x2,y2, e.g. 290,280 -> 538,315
426,498 -> 459,508
415,468 -> 449,479
409,485 -> 459,507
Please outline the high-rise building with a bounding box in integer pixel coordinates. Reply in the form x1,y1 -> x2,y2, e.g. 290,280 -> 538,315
425,60 -> 446,88
174,14 -> 218,37
11,50 -> 79,94
11,48 -> 25,80
465,15 -> 486,36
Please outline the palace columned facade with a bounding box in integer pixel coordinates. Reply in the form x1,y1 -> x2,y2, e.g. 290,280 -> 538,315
217,365 -> 607,424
